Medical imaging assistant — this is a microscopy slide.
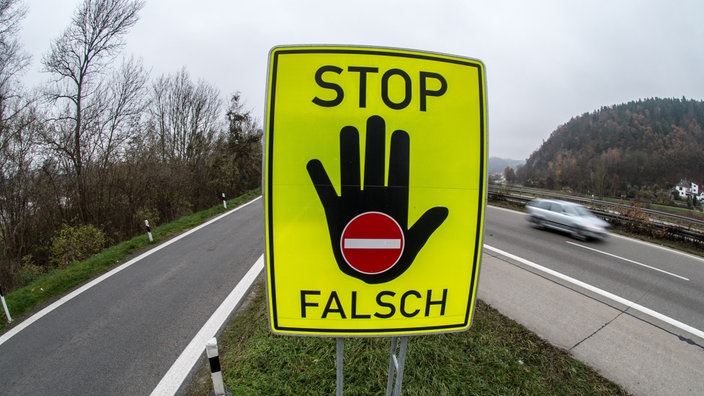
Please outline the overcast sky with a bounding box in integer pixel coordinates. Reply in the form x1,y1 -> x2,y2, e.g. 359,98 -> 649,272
19,0 -> 704,160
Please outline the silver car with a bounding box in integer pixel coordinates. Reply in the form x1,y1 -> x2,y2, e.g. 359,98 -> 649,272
526,199 -> 610,240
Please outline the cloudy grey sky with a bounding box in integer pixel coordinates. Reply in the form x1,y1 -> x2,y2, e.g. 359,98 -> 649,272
19,0 -> 704,160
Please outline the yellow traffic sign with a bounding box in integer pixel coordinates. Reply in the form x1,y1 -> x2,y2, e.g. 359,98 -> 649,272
264,45 -> 487,336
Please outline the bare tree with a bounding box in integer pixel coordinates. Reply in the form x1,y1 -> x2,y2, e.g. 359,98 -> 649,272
0,0 -> 29,99
0,0 -> 38,287
0,104 -> 41,284
0,0 -> 29,156
215,93 -> 262,195
139,68 -> 225,216
40,0 -> 144,221
147,68 -> 222,166
94,55 -> 148,168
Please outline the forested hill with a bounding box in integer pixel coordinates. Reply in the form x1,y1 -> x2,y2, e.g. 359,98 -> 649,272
517,97 -> 704,198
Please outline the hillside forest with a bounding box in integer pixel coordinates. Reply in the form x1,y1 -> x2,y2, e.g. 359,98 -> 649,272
0,0 -> 262,289
515,97 -> 704,202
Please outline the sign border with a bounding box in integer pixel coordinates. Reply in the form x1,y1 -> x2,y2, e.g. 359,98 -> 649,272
264,45 -> 487,336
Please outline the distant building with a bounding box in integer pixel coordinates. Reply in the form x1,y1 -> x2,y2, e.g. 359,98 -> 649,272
674,179 -> 702,200
672,179 -> 704,207
488,173 -> 506,185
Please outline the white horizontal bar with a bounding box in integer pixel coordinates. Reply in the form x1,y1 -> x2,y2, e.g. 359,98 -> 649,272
344,238 -> 401,249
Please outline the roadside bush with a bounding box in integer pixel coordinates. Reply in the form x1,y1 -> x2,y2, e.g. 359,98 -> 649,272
49,224 -> 106,268
13,255 -> 46,287
617,204 -> 651,235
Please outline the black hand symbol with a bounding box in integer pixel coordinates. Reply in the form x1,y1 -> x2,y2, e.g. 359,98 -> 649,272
306,115 -> 448,284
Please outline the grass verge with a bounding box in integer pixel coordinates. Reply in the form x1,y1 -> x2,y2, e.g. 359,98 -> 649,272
0,189 -> 261,333
184,280 -> 628,395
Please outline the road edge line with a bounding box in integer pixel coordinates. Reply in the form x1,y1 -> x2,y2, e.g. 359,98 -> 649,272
149,255 -> 264,395
484,244 -> 704,341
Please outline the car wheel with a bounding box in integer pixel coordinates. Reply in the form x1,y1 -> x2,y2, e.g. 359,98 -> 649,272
570,225 -> 587,241
531,216 -> 544,229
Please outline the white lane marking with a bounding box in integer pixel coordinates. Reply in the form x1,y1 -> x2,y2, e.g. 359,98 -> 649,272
610,233 -> 704,263
0,196 -> 262,348
344,238 -> 401,249
484,244 -> 704,341
565,241 -> 690,281
150,255 -> 264,396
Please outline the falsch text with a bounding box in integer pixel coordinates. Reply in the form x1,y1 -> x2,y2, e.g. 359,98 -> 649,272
300,289 -> 448,319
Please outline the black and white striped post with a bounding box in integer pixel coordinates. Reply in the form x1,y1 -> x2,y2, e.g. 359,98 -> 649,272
0,285 -> 12,323
206,337 -> 230,396
145,220 -> 153,243
222,193 -> 227,209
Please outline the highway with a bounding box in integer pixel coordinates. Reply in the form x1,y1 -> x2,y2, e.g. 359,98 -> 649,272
0,200 -> 702,394
485,205 -> 704,333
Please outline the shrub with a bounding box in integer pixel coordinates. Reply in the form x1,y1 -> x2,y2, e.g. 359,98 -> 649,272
50,224 -> 106,268
13,255 -> 46,287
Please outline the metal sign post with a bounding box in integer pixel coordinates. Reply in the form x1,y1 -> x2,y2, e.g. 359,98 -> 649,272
386,337 -> 409,396
336,338 -> 344,396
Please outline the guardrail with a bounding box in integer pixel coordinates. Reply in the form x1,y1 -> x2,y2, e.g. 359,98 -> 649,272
488,185 -> 704,247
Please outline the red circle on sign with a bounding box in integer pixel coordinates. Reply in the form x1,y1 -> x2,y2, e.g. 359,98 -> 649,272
340,211 -> 405,275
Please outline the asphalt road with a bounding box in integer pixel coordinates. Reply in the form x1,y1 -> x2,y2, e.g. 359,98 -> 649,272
0,198 -> 264,395
481,205 -> 704,395
1,200 -> 702,394
484,205 -> 704,333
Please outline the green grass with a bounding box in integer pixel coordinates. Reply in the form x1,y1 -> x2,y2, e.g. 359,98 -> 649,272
184,281 -> 628,395
0,188 -> 261,333
648,203 -> 704,220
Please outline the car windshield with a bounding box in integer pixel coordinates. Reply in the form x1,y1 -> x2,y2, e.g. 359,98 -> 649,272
570,205 -> 592,217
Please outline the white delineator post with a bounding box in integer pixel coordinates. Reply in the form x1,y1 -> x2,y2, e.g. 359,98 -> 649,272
206,337 -> 227,396
222,193 -> 227,209
145,220 -> 153,243
0,286 -> 12,323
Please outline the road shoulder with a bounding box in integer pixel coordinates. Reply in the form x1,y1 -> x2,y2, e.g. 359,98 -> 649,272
478,252 -> 704,396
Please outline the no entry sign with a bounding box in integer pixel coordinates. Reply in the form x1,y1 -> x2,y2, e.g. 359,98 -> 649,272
264,45 -> 487,336
341,211 -> 405,275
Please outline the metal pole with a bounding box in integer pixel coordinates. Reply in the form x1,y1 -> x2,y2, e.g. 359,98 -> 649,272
386,336 -> 409,396
385,337 -> 398,394
393,337 -> 409,396
336,337 -> 344,396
